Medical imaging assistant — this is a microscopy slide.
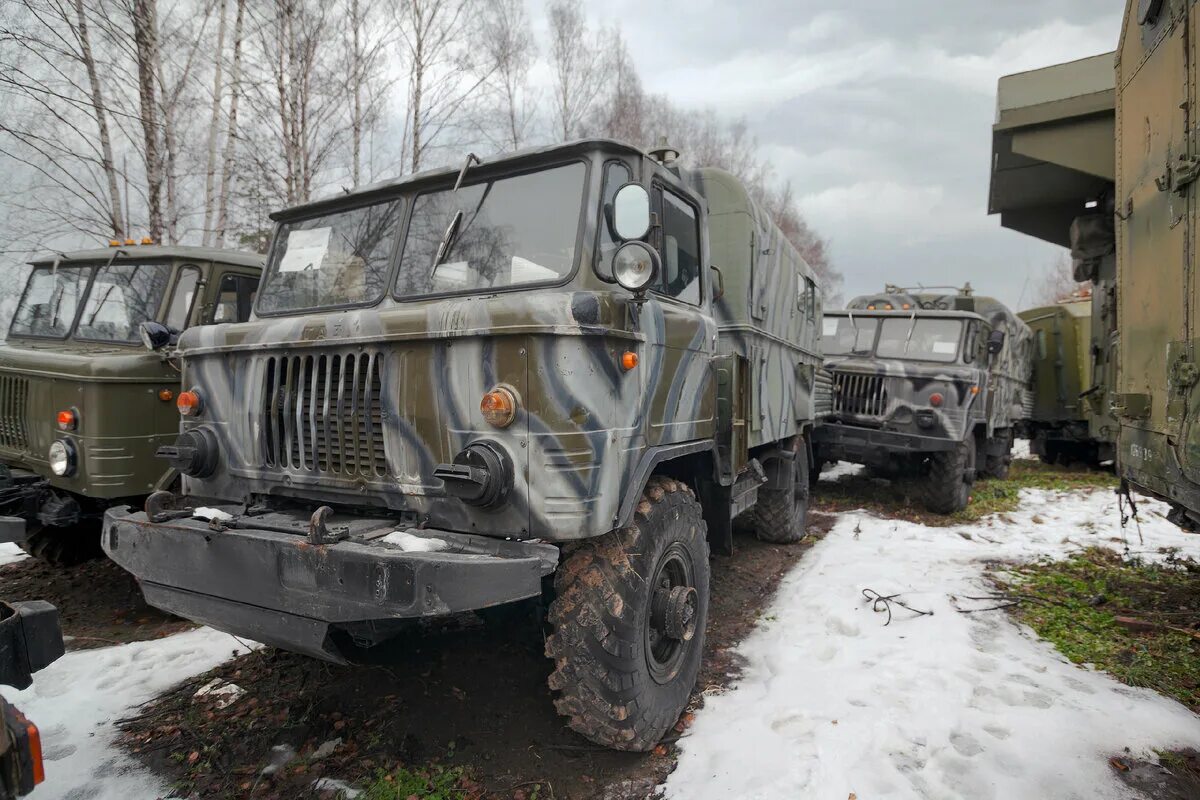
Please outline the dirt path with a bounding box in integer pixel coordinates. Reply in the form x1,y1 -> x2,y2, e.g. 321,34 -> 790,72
1,556 -> 193,650
115,515 -> 836,800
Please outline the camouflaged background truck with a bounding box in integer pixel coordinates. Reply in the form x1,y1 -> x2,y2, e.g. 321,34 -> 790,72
0,246 -> 263,564
813,287 -> 1033,513
1018,297 -> 1116,467
101,139 -> 824,751
989,52 -> 1119,475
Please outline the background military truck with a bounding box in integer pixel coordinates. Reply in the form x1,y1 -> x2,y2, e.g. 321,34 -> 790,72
1018,296 -> 1115,467
813,286 -> 1032,513
988,51 -> 1119,475
0,245 -> 263,564
100,139 -> 824,752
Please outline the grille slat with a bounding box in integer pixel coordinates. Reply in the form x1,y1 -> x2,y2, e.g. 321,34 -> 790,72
262,353 -> 387,477
831,370 -> 887,418
0,375 -> 30,451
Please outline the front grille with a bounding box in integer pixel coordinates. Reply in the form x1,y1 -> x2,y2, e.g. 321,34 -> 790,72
262,353 -> 387,477
831,370 -> 888,417
0,374 -> 29,451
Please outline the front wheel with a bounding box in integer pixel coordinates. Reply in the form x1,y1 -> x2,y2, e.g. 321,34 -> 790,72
922,437 -> 976,514
18,522 -> 104,566
546,477 -> 709,751
755,453 -> 810,544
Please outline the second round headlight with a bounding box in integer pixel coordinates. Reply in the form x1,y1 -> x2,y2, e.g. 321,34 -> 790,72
613,241 -> 660,292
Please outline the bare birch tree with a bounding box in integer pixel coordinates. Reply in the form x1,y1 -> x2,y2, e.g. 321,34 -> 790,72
343,0 -> 394,186
479,0 -> 536,152
547,0 -> 607,141
130,0 -> 164,242
214,0 -> 247,245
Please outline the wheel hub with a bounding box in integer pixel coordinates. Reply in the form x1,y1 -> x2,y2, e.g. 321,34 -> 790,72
655,585 -> 698,642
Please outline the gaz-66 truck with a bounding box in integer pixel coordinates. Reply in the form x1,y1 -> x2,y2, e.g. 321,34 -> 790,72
0,246 -> 264,564
813,286 -> 1032,513
101,139 -> 824,751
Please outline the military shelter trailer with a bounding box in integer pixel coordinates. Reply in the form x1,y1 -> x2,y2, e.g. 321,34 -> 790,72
0,246 -> 264,564
101,139 -> 823,751
813,288 -> 1032,513
1018,298 -> 1114,466
987,51 -> 1119,473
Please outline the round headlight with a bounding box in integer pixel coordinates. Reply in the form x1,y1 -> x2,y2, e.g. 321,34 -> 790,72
613,241 -> 660,293
48,440 -> 75,477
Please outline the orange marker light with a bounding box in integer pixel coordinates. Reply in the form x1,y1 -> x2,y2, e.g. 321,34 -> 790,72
970,385 -> 981,395
480,387 -> 518,428
929,393 -> 944,407
56,409 -> 76,431
158,389 -> 174,402
621,351 -> 639,371
27,721 -> 44,785
867,305 -> 877,310
141,237 -> 154,245
108,240 -> 121,247
124,238 -> 136,246
177,390 -> 203,417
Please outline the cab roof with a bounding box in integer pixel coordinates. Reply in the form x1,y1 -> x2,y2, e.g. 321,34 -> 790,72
273,138 -> 652,222
28,245 -> 265,270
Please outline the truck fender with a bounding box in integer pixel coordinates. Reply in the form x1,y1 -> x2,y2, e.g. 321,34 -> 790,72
615,441 -> 715,529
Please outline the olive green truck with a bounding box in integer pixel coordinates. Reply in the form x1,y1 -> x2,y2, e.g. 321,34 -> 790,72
100,139 -> 823,751
0,247 -> 263,564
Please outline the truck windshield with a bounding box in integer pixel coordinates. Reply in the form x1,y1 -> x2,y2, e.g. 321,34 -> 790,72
822,316 -> 879,356
9,266 -> 92,338
76,262 -> 172,343
395,162 -> 586,298
876,317 -> 963,363
258,199 -> 404,314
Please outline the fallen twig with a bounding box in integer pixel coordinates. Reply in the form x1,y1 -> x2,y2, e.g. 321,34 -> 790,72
861,589 -> 933,625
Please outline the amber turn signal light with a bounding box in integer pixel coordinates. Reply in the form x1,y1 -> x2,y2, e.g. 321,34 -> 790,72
929,392 -> 944,408
970,385 -> 981,395
481,386 -> 518,428
621,351 -> 639,371
158,389 -> 174,402
177,390 -> 203,417
56,409 -> 76,431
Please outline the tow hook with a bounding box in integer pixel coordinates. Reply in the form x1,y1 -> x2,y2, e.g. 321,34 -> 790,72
144,490 -> 193,523
308,506 -> 349,545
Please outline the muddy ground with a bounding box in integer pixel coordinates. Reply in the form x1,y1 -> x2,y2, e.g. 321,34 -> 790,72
1,553 -> 193,650
115,513 -> 837,800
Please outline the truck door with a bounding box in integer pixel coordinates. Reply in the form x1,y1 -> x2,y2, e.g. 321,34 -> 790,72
645,185 -> 716,445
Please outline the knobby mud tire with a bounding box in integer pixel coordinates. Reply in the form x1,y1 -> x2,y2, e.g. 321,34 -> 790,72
755,455 -> 811,544
985,430 -> 1013,480
545,476 -> 710,751
18,522 -> 104,566
922,438 -> 975,514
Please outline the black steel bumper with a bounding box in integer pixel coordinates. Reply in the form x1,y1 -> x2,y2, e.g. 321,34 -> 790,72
0,601 -> 64,691
101,505 -> 560,663
813,422 -> 958,464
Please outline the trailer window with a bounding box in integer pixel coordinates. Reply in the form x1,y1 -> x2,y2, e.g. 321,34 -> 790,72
657,190 -> 701,305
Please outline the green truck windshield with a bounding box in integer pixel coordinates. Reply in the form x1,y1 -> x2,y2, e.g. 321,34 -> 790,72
823,316 -> 964,363
257,162 -> 587,314
9,263 -> 173,343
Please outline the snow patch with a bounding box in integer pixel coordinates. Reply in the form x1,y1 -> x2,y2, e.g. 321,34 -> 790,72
666,488 -> 1200,799
381,530 -> 449,552
819,461 -> 863,482
193,677 -> 245,709
0,628 -> 250,800
1013,437 -> 1034,461
0,542 -> 27,566
192,506 -> 233,522
312,777 -> 361,798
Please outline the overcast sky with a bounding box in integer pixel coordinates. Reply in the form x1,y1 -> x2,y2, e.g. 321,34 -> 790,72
556,1 -> 1122,309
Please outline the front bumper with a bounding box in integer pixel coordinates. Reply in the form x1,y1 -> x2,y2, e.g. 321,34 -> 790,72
102,504 -> 560,663
813,421 -> 958,464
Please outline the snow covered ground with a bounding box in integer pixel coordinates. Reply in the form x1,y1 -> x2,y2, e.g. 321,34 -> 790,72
2,629 -> 249,800
0,541 -> 27,566
666,486 -> 1200,800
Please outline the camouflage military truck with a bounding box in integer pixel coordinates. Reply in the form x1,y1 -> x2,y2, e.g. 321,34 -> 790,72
100,139 -> 824,751
988,52 -> 1119,474
1018,297 -> 1115,466
813,286 -> 1033,513
0,246 -> 264,564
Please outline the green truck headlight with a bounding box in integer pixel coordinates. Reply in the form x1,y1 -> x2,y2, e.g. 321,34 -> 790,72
48,440 -> 76,477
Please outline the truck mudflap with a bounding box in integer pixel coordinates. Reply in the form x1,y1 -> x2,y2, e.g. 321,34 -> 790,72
101,505 -> 560,663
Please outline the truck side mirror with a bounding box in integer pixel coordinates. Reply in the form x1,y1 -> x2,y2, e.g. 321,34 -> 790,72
710,265 -> 725,302
612,184 -> 651,241
987,329 -> 1006,355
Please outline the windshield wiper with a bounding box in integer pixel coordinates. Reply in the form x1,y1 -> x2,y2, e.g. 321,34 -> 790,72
432,152 -> 480,270
901,310 -> 918,356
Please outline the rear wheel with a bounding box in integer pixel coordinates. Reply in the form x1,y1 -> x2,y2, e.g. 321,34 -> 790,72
546,477 -> 709,751
922,437 -> 975,514
984,430 -> 1013,479
754,453 -> 810,544
18,522 -> 104,566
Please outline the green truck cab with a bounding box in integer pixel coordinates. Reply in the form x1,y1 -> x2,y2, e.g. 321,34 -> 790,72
1017,298 -> 1115,466
0,246 -> 263,563
813,287 -> 1033,513
101,139 -> 823,751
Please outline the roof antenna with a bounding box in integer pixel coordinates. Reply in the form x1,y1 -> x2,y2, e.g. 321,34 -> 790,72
648,136 -> 680,166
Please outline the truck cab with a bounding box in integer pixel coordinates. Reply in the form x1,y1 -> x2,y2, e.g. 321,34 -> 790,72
813,288 -> 1032,513
0,246 -> 263,564
101,139 -> 823,752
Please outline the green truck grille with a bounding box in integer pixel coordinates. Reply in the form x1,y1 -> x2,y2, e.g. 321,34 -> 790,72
0,374 -> 29,452
261,353 -> 388,477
